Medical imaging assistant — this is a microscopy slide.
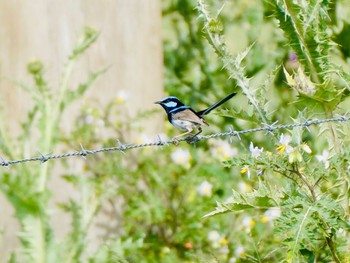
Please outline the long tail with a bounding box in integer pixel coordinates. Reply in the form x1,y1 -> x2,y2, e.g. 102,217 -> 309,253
197,92 -> 237,116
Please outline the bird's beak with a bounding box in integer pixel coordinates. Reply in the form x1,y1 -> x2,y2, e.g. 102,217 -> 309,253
154,101 -> 161,104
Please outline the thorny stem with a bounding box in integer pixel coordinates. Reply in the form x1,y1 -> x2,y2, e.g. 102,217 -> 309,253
326,235 -> 341,263
324,106 -> 350,255
197,0 -> 268,124
290,165 -> 340,263
272,168 -> 301,187
327,110 -> 349,212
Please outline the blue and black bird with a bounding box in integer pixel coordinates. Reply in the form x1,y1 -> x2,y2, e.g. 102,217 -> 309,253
155,92 -> 237,140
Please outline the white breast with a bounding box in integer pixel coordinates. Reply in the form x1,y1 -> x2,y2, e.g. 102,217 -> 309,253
171,119 -> 197,131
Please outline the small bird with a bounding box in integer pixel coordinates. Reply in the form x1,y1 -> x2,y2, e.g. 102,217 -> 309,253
155,92 -> 237,141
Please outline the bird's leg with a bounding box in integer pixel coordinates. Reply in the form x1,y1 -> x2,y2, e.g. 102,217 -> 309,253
186,127 -> 202,144
172,128 -> 193,145
192,127 -> 202,137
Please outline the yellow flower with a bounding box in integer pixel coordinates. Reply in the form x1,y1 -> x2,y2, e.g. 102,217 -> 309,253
260,215 -> 269,223
249,220 -> 256,228
242,216 -> 256,232
240,166 -> 249,174
276,145 -> 286,155
240,166 -> 251,178
220,237 -> 228,246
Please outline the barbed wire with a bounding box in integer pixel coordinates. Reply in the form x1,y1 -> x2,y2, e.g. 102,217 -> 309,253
1,115 -> 350,167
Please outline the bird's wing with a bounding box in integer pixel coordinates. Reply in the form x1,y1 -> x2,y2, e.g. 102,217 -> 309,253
171,108 -> 209,126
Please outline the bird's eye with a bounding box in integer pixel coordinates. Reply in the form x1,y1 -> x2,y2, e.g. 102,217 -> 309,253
164,101 -> 177,107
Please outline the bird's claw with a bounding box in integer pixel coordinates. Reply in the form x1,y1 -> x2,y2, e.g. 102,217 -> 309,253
185,135 -> 200,144
172,138 -> 180,146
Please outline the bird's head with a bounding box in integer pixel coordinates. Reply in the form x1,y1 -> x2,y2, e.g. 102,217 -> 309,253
154,96 -> 185,113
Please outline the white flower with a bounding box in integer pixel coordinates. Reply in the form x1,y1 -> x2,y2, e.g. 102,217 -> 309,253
276,134 -> 293,154
211,140 -> 238,160
208,230 -> 221,243
115,90 -> 129,104
234,246 -> 245,257
301,143 -> 312,154
207,230 -> 227,249
242,216 -> 256,233
280,133 -> 292,145
171,149 -> 191,167
338,228 -> 346,236
162,246 -> 171,254
136,134 -> 152,144
97,119 -> 105,128
261,208 -> 281,223
85,115 -> 94,124
197,180 -> 213,197
249,142 -> 263,158
218,245 -> 229,255
316,150 -> 330,169
237,181 -> 250,193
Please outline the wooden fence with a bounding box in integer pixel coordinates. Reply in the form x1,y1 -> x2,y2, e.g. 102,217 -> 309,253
0,0 -> 162,258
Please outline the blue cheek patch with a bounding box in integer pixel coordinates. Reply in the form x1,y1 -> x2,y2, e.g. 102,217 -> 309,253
164,101 -> 177,108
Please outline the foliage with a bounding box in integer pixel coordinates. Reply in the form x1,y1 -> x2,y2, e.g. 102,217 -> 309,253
1,0 -> 350,262
0,27 -> 105,263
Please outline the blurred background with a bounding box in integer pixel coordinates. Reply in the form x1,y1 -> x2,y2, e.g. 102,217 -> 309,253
0,0 -> 163,260
0,0 -> 350,262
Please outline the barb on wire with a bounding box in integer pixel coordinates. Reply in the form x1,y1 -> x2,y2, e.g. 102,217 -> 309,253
38,151 -> 52,163
1,115 -> 349,167
262,120 -> 279,135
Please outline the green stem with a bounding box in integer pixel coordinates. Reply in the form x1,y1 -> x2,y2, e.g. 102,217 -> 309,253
289,165 -> 340,261
38,60 -> 75,191
0,98 -> 17,159
325,235 -> 341,263
324,106 -> 350,257
291,165 -> 316,202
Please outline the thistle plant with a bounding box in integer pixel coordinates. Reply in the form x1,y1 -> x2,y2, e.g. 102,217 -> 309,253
0,27 -> 106,263
1,1 -> 350,262
196,0 -> 350,262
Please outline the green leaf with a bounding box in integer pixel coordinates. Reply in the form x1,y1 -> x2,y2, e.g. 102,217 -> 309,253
203,180 -> 281,218
275,195 -> 348,259
270,0 -> 332,83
